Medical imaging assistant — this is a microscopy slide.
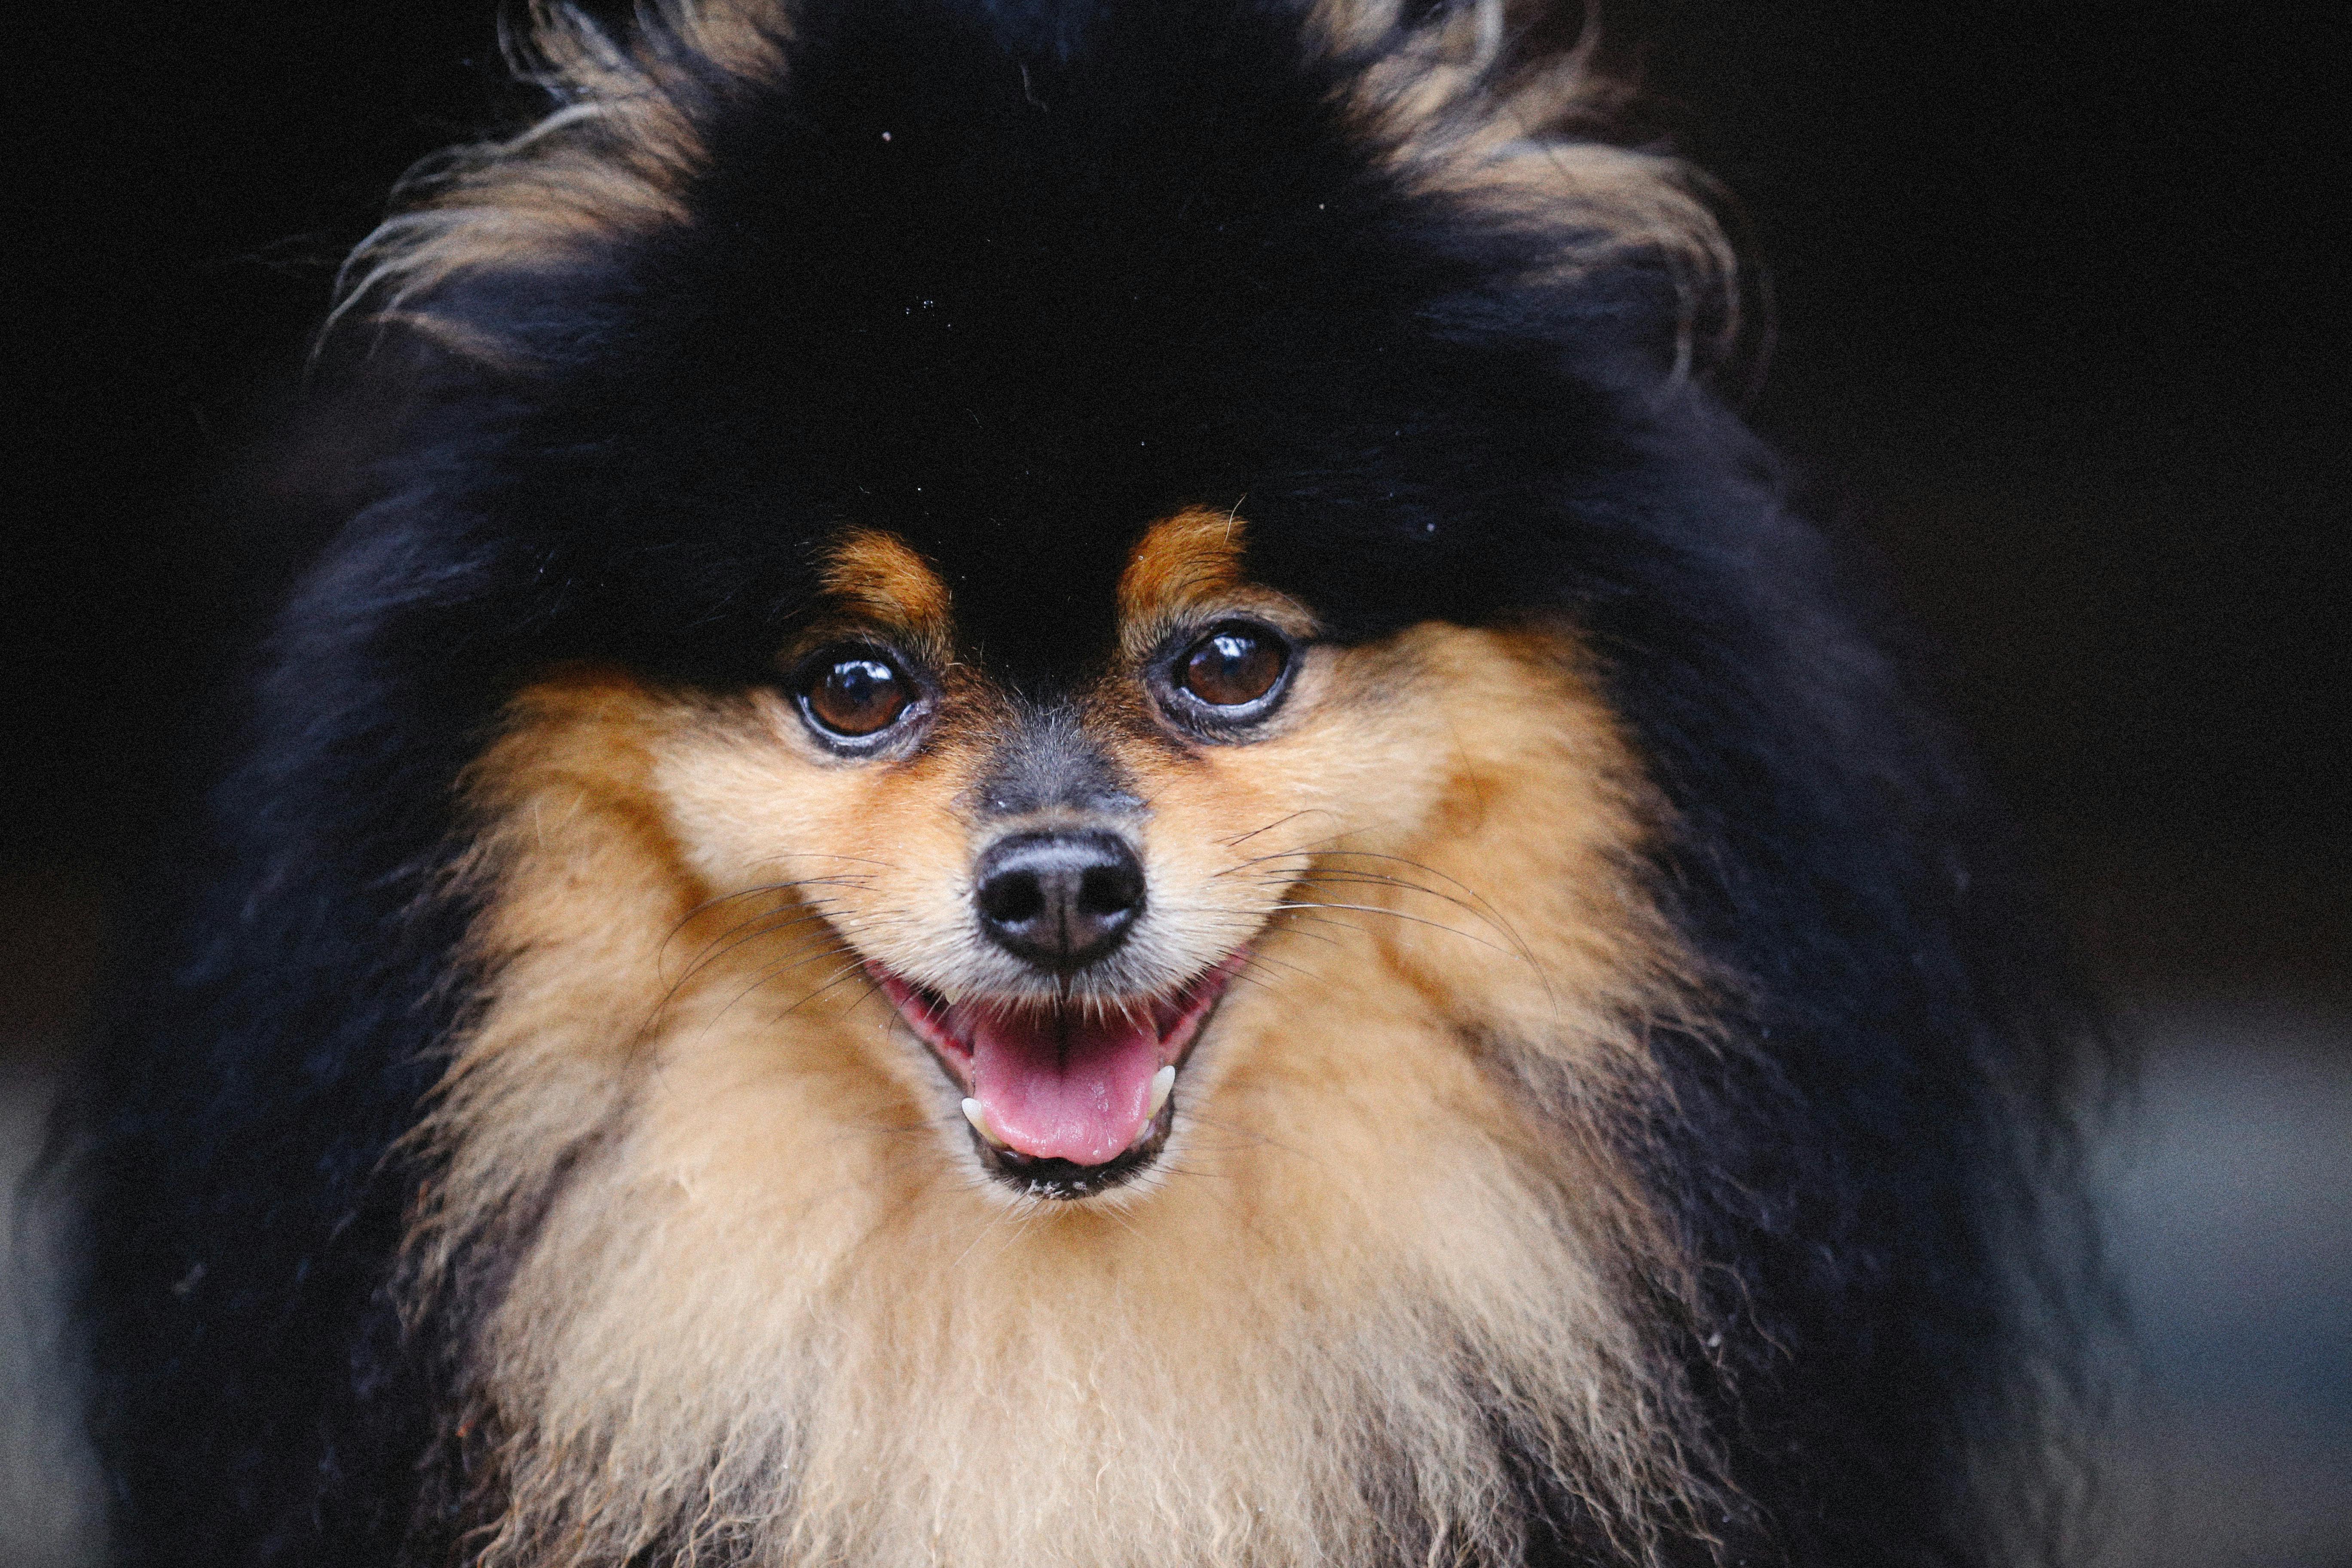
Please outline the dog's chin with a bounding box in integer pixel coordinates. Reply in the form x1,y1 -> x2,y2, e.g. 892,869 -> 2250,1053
868,955 -> 1245,1200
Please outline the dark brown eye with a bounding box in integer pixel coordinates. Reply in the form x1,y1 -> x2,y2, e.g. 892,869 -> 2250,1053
802,652 -> 914,738
1178,625 -> 1286,709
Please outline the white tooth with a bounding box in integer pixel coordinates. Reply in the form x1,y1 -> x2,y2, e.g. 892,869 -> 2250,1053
1148,1064 -> 1176,1119
961,1098 -> 1004,1148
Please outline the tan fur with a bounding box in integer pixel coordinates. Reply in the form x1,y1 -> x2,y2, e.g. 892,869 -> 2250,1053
412,520 -> 1718,1565
331,0 -> 1732,373
1116,506 -> 1251,624
1115,508 -> 1319,666
817,529 -> 958,655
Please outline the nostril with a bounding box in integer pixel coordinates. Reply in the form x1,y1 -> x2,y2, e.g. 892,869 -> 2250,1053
978,869 -> 1047,925
1077,862 -> 1143,918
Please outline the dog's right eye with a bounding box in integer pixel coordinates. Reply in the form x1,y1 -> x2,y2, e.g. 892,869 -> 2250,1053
798,650 -> 916,740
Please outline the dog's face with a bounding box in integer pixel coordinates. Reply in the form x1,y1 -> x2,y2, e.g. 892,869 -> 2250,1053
606,505 -> 1615,1203
698,509 -> 1313,1195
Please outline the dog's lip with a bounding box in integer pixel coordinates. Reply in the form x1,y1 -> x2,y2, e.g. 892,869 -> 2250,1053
867,954 -> 1244,1169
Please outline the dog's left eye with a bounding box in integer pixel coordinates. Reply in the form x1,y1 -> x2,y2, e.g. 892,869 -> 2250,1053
799,651 -> 916,739
1176,624 -> 1288,710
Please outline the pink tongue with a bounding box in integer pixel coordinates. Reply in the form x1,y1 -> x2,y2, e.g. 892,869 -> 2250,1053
965,1004 -> 1163,1166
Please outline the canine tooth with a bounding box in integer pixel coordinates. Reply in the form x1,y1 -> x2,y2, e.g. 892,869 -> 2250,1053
1148,1064 -> 1176,1118
961,1098 -> 1004,1148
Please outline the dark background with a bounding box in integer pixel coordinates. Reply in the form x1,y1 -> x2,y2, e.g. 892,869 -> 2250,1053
4,3 -> 2346,1563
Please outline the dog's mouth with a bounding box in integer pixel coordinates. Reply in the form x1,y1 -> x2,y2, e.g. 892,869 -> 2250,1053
869,955 -> 1244,1198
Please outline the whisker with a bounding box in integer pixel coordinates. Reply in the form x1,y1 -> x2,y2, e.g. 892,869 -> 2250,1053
949,1189 -> 1023,1270
1265,900 -> 1513,956
635,907 -> 844,1044
1220,808 -> 1335,850
695,941 -> 857,1041
763,959 -> 887,1025
841,974 -> 894,1022
1148,901 -> 1349,951
665,903 -> 842,993
658,876 -> 874,975
1252,918 -> 1347,949
1263,927 -> 1351,960
1232,948 -> 1318,986
1294,849 -> 1556,1010
1209,819 -> 1424,875
1222,850 -> 1560,1012
1093,1200 -> 1146,1242
740,850 -> 908,874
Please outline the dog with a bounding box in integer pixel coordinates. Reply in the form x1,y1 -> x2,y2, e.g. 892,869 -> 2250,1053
64,2 -> 2104,1564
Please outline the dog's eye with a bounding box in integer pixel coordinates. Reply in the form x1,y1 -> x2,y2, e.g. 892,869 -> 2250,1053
800,652 -> 915,738
1177,625 -> 1286,709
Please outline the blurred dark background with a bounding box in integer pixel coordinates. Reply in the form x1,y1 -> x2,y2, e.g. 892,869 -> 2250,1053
4,3 -> 2346,1562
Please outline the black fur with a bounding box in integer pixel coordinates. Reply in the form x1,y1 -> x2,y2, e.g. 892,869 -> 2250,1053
62,2 -> 2105,1563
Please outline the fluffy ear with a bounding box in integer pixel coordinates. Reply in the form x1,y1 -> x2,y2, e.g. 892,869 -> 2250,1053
1318,0 -> 1736,364
328,0 -> 787,360
333,0 -> 1734,371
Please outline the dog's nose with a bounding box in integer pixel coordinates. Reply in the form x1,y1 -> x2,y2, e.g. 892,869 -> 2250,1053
973,831 -> 1145,971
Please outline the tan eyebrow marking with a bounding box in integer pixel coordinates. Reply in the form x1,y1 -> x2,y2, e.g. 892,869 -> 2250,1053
1116,506 -> 1317,664
820,528 -> 955,649
1116,505 -> 1252,644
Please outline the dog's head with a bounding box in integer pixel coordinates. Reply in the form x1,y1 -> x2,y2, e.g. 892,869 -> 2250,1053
294,5 -> 1838,1555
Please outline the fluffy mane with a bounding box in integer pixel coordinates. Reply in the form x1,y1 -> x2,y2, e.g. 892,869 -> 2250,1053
332,0 -> 1734,372
63,3 -> 2104,1566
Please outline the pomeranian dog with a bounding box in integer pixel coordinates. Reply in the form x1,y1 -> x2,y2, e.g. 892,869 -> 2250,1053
64,2 -> 2103,1565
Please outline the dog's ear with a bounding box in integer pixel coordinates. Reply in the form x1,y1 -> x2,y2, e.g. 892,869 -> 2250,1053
1317,0 -> 1736,369
325,0 -> 787,363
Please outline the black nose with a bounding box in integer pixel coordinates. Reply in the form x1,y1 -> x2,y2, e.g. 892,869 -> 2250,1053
973,831 -> 1145,971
